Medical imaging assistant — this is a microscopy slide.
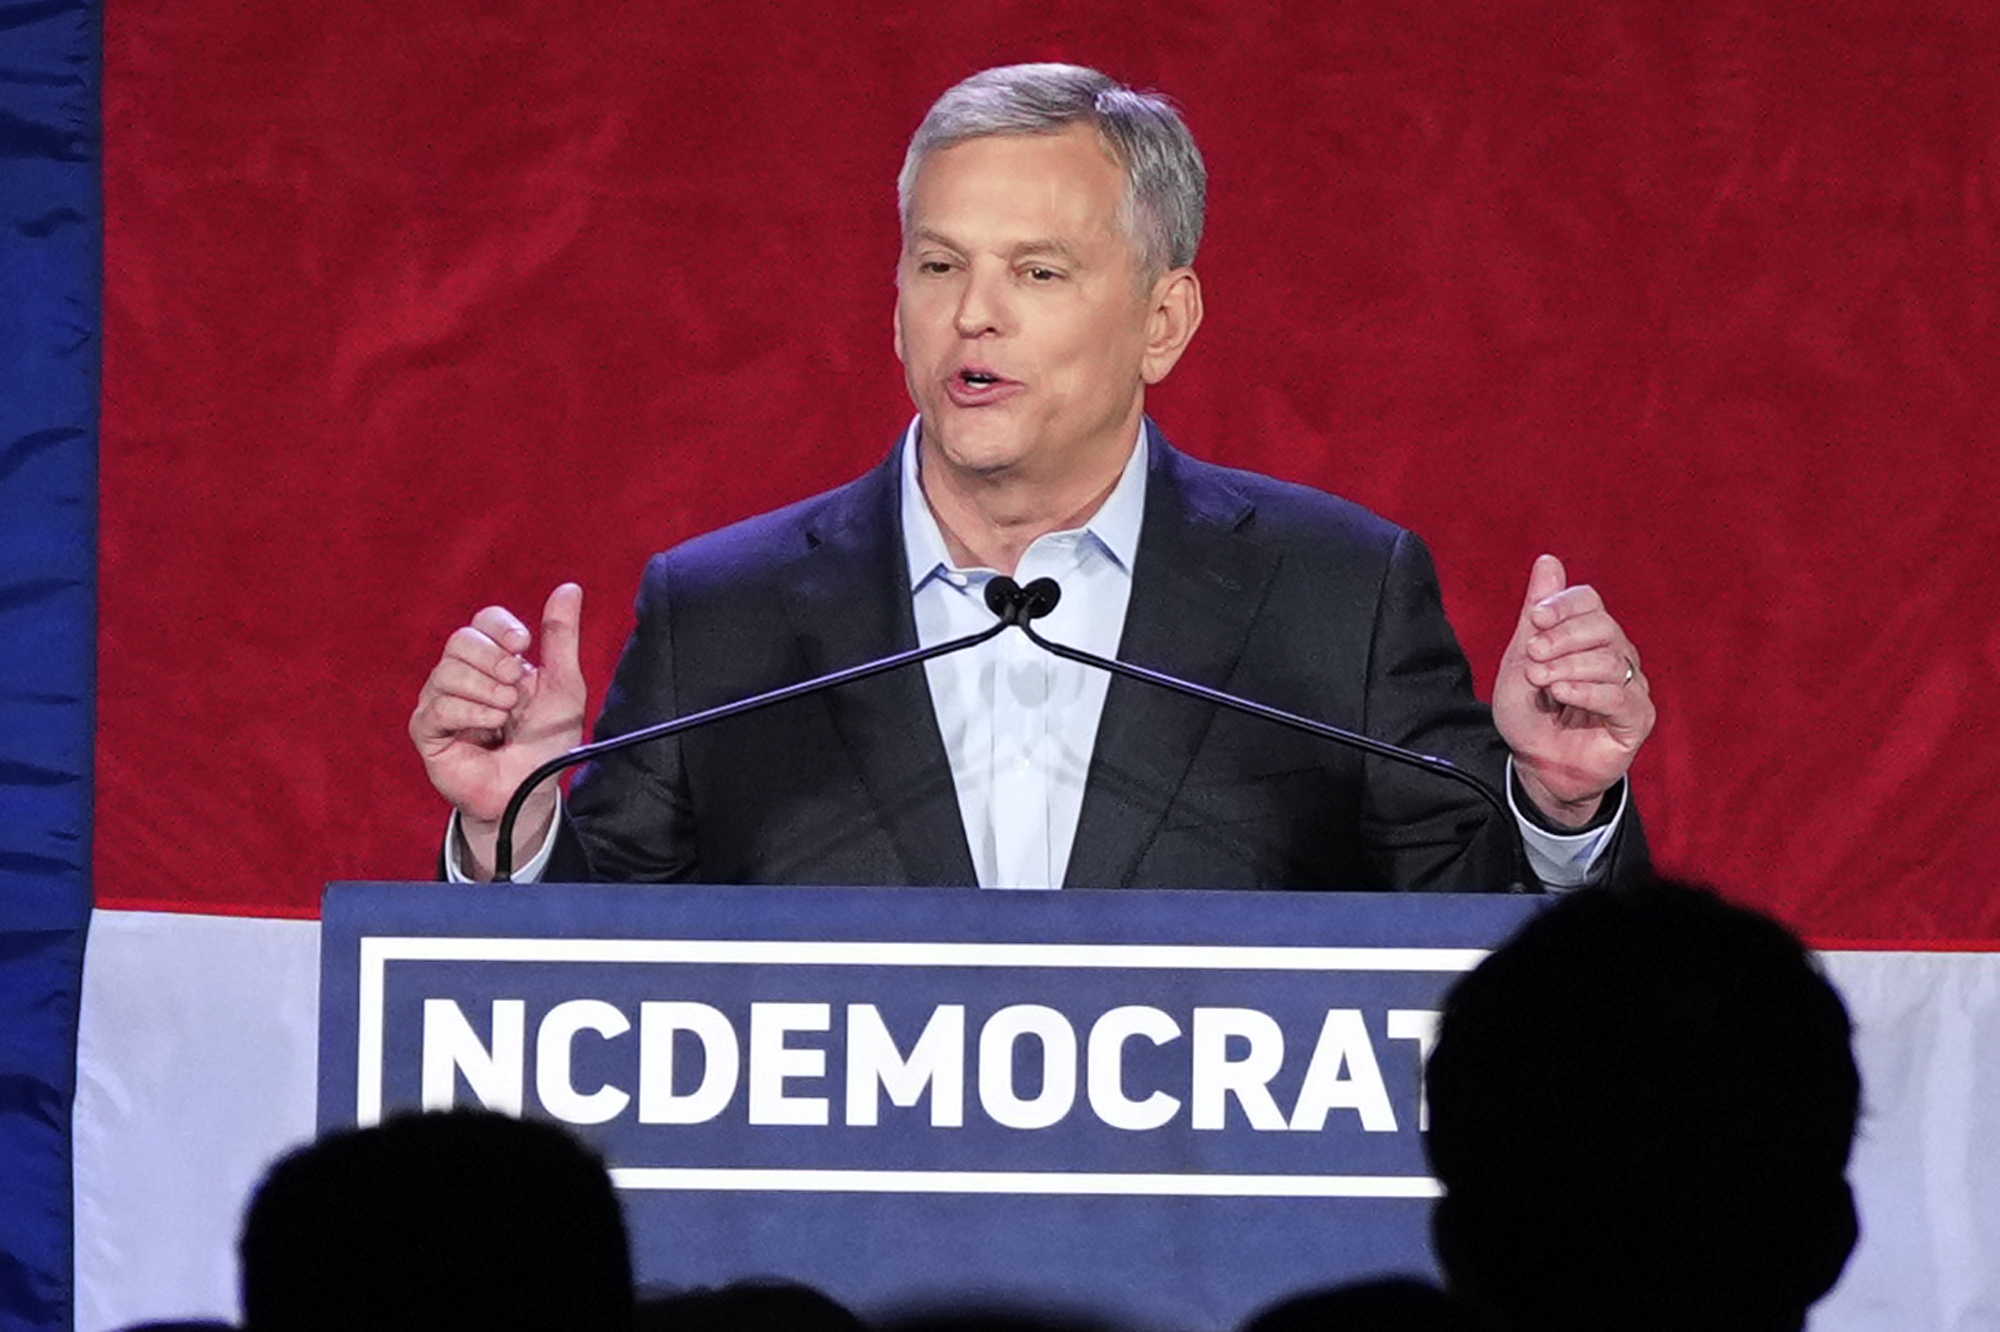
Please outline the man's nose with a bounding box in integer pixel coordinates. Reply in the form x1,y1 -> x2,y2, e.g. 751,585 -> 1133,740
953,266 -> 1007,338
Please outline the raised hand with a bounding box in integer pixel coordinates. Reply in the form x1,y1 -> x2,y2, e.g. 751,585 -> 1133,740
409,583 -> 587,877
1492,555 -> 1655,827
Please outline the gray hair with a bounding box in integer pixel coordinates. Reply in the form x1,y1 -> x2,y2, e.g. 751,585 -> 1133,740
897,63 -> 1208,278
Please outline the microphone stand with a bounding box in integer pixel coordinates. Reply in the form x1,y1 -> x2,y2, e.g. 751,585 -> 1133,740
491,574 -> 1532,891
985,576 -> 1533,893
490,618 -> 1010,881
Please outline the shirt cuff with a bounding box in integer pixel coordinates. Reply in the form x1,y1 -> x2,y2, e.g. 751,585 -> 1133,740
1506,758 -> 1625,891
443,796 -> 562,884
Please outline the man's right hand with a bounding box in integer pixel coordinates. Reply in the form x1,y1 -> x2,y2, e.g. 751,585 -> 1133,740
409,583 -> 588,880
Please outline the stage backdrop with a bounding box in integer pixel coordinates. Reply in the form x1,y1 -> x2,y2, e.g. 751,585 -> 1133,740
95,0 -> 2000,941
37,0 -> 2000,1328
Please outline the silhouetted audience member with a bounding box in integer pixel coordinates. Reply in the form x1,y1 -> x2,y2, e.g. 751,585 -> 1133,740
1424,877 -> 1861,1332
238,1109 -> 632,1332
877,1303 -> 1136,1332
634,1279 -> 870,1332
1240,1276 -> 1483,1332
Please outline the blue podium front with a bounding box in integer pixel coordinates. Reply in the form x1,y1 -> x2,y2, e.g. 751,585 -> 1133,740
320,883 -> 1540,1329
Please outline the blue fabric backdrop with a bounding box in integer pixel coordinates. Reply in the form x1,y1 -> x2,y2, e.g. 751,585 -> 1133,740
0,2 -> 98,1330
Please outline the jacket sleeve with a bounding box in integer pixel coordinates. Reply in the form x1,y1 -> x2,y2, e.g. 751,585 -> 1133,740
1355,529 -> 1530,892
1355,530 -> 1647,892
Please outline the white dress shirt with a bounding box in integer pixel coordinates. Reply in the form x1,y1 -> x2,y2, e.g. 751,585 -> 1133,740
451,422 -> 1619,888
901,422 -> 1148,889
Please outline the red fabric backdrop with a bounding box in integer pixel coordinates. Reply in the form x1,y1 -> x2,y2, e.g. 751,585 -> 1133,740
98,0 -> 2000,942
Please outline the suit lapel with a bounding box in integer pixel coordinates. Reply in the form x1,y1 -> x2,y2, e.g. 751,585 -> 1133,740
777,450 -> 978,886
1063,429 -> 1281,888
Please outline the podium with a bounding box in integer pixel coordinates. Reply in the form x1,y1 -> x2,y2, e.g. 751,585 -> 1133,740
320,883 -> 1541,1329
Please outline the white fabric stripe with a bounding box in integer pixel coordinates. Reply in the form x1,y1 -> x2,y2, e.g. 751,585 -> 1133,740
1817,950 -> 2000,1331
73,910 -> 321,1332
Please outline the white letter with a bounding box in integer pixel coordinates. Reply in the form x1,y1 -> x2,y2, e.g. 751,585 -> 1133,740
638,1001 -> 739,1125
1387,1008 -> 1441,1130
978,1005 -> 1077,1130
845,1004 -> 965,1127
421,999 -> 524,1116
1191,1008 -> 1287,1131
749,1002 -> 831,1126
1086,1006 -> 1182,1131
1288,1009 -> 1395,1132
534,999 -> 631,1125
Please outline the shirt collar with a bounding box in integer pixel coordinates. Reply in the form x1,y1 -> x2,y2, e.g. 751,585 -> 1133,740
899,418 -> 1150,591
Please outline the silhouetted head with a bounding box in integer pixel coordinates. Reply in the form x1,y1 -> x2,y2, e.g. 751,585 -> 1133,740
634,1279 -> 868,1332
239,1109 -> 632,1332
1240,1275 -> 1482,1332
878,1302 -> 1137,1332
1425,878 -> 1861,1332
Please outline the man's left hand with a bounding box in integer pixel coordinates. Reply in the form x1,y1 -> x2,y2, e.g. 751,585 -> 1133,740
1493,553 -> 1656,828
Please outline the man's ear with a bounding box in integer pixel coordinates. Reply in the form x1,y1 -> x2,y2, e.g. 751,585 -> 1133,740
1140,267 -> 1203,385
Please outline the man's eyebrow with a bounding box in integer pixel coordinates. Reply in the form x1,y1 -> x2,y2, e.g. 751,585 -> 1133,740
906,226 -> 965,253
903,229 -> 1085,266
1007,239 -> 1083,265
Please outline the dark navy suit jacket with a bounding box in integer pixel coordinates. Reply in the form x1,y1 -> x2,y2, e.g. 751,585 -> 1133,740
547,423 -> 1642,890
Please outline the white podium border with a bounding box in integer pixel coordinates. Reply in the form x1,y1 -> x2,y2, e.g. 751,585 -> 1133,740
353,937 -> 1484,1198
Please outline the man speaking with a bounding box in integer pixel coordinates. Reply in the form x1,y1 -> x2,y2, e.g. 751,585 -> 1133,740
410,64 -> 1655,892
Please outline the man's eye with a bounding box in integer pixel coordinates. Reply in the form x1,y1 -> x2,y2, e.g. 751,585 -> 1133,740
1025,266 -> 1060,282
916,259 -> 954,275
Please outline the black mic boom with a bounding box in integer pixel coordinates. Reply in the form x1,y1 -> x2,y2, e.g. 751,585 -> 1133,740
489,613 -> 1012,881
990,575 -> 1529,892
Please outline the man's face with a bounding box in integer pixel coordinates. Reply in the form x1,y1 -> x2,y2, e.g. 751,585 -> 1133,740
895,126 -> 1164,487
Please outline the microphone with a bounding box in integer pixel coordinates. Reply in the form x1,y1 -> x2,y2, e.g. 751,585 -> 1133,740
983,575 -> 1062,625
489,612 -> 1013,881
982,575 -> 1530,892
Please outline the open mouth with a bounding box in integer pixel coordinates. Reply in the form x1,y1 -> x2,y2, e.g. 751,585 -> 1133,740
944,364 -> 1024,404
945,366 -> 1019,406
